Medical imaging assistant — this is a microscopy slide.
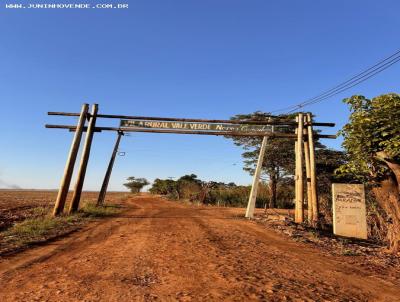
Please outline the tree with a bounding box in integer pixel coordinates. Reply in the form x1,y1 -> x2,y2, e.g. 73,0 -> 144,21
315,149 -> 347,220
227,112 -> 296,208
150,178 -> 178,196
123,177 -> 149,193
336,93 -> 400,252
176,174 -> 202,200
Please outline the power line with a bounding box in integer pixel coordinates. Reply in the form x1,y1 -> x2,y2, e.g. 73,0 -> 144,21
286,54 -> 400,113
292,50 -> 400,108
272,48 -> 400,114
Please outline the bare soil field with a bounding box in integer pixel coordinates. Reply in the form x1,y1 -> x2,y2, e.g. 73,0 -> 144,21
0,190 -> 129,255
0,194 -> 399,301
0,190 -> 129,230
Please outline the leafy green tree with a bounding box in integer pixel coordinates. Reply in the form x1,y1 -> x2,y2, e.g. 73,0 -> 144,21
227,112 -> 298,208
150,178 -> 178,196
177,174 -> 201,183
123,177 -> 149,193
176,174 -> 202,200
150,174 -> 203,200
315,149 -> 348,220
336,93 -> 400,252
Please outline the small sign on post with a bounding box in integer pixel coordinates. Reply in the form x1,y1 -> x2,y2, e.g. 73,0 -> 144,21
332,183 -> 368,239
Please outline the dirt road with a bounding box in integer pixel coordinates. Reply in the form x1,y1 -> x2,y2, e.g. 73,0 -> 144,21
0,196 -> 398,301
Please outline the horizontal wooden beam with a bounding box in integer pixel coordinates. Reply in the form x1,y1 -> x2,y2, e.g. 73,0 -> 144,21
47,112 -> 335,127
45,124 -> 337,139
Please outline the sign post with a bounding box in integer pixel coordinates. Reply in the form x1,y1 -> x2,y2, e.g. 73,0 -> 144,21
332,183 -> 367,239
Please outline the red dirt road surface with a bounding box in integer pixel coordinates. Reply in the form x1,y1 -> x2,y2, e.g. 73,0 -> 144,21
0,195 -> 398,301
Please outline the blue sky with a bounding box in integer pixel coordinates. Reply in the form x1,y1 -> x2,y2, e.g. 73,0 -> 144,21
0,0 -> 399,190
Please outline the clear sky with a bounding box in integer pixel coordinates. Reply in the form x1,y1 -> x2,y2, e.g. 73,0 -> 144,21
0,0 -> 399,190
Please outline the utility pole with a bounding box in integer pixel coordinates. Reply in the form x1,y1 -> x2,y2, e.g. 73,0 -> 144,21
97,131 -> 124,206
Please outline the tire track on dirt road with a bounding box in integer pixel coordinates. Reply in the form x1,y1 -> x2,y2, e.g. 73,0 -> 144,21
193,214 -> 398,301
0,198 -> 156,301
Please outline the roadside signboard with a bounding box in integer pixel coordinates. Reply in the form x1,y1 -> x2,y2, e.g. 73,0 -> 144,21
332,183 -> 367,239
120,119 -> 272,133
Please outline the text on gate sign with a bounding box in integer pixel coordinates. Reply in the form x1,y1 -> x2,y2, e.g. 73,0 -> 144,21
120,120 -> 272,133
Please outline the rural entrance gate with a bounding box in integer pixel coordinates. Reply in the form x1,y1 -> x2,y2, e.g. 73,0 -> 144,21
46,104 -> 335,224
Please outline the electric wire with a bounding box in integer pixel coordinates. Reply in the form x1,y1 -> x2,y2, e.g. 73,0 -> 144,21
271,48 -> 400,113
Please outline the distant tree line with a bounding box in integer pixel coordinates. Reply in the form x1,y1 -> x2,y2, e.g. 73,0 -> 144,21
149,174 -> 294,208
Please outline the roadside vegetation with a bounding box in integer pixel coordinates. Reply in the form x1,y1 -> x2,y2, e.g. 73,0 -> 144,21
336,94 -> 400,252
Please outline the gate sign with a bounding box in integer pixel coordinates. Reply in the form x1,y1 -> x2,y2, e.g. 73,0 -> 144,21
332,183 -> 367,239
120,119 -> 272,133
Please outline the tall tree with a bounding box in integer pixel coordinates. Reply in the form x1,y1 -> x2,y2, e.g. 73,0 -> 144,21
176,174 -> 202,200
227,112 -> 297,208
336,93 -> 400,252
150,178 -> 178,196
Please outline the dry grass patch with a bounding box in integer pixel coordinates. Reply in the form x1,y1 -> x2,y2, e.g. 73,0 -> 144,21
80,203 -> 121,218
0,203 -> 121,256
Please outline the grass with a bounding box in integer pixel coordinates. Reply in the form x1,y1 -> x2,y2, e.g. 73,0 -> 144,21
3,216 -> 72,245
1,203 -> 121,254
31,206 -> 50,216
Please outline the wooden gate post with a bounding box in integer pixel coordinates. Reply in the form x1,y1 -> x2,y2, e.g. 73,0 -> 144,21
69,104 -> 98,213
53,104 -> 89,217
303,116 -> 313,222
97,131 -> 124,206
307,113 -> 319,224
245,135 -> 269,218
295,113 -> 304,223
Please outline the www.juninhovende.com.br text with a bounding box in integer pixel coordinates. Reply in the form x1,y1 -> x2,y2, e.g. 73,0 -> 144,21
4,3 -> 129,9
